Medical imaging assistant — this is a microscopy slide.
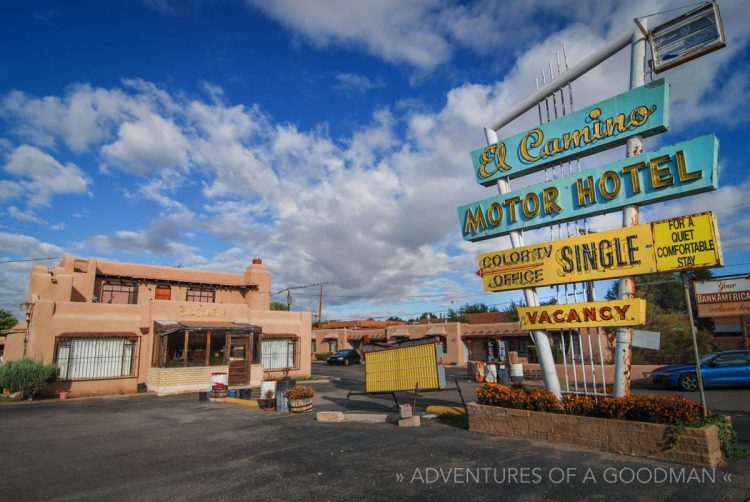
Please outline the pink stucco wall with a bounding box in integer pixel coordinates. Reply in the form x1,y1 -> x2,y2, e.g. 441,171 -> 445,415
7,256 -> 311,396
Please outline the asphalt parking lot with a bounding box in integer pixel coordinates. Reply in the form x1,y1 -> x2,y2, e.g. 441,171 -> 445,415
0,364 -> 748,502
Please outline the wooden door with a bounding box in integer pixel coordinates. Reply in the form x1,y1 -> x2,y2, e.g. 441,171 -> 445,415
227,336 -> 250,385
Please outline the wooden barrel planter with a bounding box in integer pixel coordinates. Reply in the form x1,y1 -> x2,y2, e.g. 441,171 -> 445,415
289,398 -> 313,413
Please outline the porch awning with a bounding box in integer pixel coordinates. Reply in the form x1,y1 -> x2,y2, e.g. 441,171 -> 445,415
262,332 -> 299,339
347,333 -> 386,340
154,320 -> 261,335
57,332 -> 138,338
461,332 -> 526,339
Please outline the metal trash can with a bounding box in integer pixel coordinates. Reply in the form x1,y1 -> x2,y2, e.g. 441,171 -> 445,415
275,377 -> 295,413
510,363 -> 524,383
239,388 -> 252,400
498,366 -> 510,386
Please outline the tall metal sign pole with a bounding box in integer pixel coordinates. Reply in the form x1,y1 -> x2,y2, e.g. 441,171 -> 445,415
614,22 -> 647,397
484,127 -> 562,398
682,272 -> 708,416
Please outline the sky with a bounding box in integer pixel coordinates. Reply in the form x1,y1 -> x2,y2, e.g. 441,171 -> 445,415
1,0 -> 749,322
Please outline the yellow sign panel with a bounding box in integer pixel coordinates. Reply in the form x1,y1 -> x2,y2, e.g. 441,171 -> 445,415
652,212 -> 723,270
518,299 -> 647,330
479,212 -> 722,292
364,343 -> 443,392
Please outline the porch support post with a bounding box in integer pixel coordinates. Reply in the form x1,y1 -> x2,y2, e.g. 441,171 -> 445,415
183,330 -> 189,368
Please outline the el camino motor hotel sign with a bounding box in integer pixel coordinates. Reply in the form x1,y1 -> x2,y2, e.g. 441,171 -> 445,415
457,79 -> 723,329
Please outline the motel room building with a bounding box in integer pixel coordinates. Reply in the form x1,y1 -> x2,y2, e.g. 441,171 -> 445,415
4,256 -> 311,396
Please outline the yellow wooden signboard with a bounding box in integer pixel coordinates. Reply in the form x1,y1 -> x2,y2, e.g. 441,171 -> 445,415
652,212 -> 723,270
518,299 -> 647,330
479,212 -> 722,293
364,343 -> 444,392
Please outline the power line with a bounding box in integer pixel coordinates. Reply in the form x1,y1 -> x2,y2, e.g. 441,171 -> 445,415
0,257 -> 62,264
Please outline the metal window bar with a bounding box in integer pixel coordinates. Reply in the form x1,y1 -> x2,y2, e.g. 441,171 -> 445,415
569,331 -> 579,392
55,337 -> 138,381
586,329 -> 598,394
577,328 -> 588,393
261,338 -> 300,370
597,329 -> 608,394
559,332 -> 570,393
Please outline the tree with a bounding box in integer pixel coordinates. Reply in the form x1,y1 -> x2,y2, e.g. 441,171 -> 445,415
270,301 -> 289,311
446,309 -> 469,323
458,303 -> 498,314
605,270 -> 715,363
386,316 -> 403,322
0,309 -> 18,331
502,298 -> 557,322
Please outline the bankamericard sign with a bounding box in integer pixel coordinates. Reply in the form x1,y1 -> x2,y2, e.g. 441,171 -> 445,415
478,212 -> 722,293
459,134 -> 718,242
518,299 -> 647,330
471,79 -> 669,186
695,278 -> 750,318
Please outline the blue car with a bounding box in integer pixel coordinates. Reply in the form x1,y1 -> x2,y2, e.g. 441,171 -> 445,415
646,350 -> 750,391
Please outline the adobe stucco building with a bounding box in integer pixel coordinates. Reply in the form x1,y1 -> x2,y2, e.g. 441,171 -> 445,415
4,256 -> 311,396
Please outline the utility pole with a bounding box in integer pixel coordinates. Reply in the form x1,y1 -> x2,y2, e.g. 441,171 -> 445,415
318,283 -> 324,326
273,281 -> 332,318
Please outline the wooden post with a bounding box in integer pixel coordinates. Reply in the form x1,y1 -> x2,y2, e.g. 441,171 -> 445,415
183,330 -> 189,367
206,331 -> 211,367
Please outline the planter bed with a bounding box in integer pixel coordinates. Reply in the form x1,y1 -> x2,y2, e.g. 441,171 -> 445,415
467,402 -> 723,468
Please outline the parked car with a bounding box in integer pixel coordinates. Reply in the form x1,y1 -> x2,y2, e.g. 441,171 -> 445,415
326,349 -> 361,366
645,350 -> 750,391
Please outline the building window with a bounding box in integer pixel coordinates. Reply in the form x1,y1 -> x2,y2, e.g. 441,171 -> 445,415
186,287 -> 215,303
155,285 -> 171,300
55,337 -> 137,380
261,338 -> 299,370
101,281 -> 138,304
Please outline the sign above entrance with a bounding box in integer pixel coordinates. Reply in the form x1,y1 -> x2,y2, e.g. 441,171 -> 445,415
459,134 -> 718,242
471,79 -> 669,186
478,212 -> 722,293
518,299 -> 646,330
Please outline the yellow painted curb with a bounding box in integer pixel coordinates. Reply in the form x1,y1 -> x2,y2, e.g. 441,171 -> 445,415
426,405 -> 466,415
223,397 -> 258,407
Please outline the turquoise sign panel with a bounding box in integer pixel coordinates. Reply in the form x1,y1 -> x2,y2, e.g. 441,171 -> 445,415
471,79 -> 670,186
458,134 -> 718,242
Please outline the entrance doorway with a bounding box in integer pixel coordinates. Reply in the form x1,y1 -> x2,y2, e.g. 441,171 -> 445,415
228,336 -> 250,385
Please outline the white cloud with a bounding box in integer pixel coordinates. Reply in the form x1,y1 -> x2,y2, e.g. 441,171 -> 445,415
102,114 -> 191,175
249,0 -> 450,69
2,0 -> 749,316
86,214 -> 205,265
3,145 -> 92,207
6,206 -> 46,225
334,73 -> 384,95
0,234 -> 65,318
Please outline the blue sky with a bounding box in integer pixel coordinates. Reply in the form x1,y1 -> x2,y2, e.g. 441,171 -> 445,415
1,0 -> 749,321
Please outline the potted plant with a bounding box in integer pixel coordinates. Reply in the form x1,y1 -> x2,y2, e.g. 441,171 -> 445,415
258,389 -> 276,411
286,385 -> 314,413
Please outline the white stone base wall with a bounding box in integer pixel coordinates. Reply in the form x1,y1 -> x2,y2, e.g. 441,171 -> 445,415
146,366 -> 229,396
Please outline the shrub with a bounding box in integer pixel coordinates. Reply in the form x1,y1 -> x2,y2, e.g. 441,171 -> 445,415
286,385 -> 314,400
476,383 -> 704,425
314,352 -> 332,361
0,358 -> 58,398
